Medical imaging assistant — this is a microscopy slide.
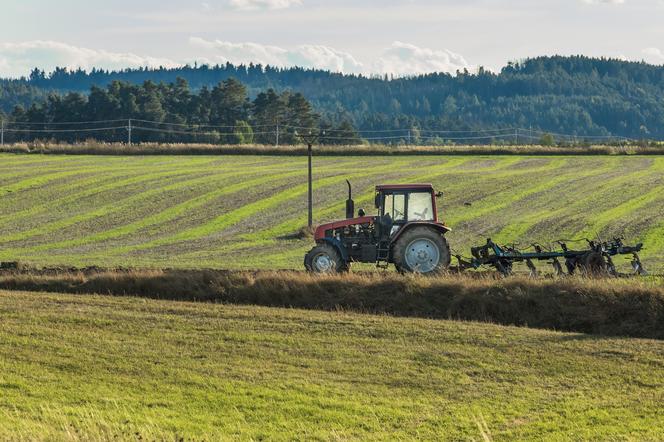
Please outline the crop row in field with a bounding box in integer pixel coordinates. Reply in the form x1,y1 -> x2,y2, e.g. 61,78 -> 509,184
0,153 -> 662,271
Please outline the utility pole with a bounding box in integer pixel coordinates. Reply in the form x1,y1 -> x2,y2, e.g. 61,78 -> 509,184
275,124 -> 279,147
529,125 -> 532,143
297,129 -> 319,228
307,141 -> 313,227
127,118 -> 132,145
515,128 -> 519,145
408,129 -> 411,145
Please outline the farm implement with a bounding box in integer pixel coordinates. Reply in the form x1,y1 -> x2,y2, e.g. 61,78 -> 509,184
454,237 -> 647,277
304,180 -> 647,276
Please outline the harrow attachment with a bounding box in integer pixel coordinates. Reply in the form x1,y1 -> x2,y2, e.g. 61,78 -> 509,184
455,237 -> 647,277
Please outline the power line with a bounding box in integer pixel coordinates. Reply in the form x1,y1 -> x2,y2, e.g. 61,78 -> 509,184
129,118 -> 280,129
284,126 -> 516,134
519,127 -> 631,140
289,126 -> 408,134
419,128 -> 515,134
131,127 -> 519,141
517,131 -> 632,142
130,125 -> 277,136
4,119 -> 127,126
420,133 -> 517,141
3,126 -> 127,133
306,133 -> 518,142
0,117 -> 641,143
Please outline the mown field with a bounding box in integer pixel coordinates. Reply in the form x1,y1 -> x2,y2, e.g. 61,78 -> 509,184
0,153 -> 663,272
0,290 -> 662,440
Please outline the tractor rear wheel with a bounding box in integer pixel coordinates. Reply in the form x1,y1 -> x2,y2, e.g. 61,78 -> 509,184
304,243 -> 347,274
392,226 -> 450,274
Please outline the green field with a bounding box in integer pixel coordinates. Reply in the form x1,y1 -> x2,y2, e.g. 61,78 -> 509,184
1,153 -> 663,271
0,290 -> 662,440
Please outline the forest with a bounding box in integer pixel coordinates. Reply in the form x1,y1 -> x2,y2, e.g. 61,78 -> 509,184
1,55 -> 664,144
0,78 -> 361,145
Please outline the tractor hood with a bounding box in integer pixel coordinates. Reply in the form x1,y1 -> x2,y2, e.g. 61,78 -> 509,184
314,216 -> 376,240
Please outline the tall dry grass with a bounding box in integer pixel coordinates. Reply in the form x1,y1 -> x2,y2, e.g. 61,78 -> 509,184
1,141 -> 663,156
1,267 -> 662,339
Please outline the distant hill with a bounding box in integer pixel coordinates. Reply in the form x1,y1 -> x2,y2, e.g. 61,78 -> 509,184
2,55 -> 664,139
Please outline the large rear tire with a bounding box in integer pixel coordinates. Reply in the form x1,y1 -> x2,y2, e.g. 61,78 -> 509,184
392,226 -> 450,274
304,243 -> 348,274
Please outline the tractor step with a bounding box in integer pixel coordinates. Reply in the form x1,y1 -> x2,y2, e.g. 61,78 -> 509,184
376,242 -> 390,268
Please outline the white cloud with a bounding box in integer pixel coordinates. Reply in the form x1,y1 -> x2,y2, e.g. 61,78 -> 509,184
642,47 -> 664,64
0,38 -> 472,79
285,45 -> 364,73
373,41 -> 470,76
0,40 -> 177,78
228,0 -> 302,11
189,37 -> 469,76
188,37 -> 364,73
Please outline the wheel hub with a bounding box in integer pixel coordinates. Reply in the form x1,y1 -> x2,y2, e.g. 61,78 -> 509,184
405,238 -> 440,273
313,253 -> 335,273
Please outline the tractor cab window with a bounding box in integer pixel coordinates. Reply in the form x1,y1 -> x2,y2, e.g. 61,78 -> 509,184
407,192 -> 434,221
383,193 -> 406,222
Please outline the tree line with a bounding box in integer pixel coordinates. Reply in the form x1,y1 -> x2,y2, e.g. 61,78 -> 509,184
2,55 -> 664,142
0,78 -> 362,145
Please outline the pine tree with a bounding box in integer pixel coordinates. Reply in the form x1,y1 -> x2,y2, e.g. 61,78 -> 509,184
252,89 -> 287,145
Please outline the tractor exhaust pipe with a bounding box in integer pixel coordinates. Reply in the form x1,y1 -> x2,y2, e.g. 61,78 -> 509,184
345,179 -> 355,219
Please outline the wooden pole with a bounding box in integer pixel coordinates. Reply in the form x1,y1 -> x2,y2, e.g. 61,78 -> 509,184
308,142 -> 313,227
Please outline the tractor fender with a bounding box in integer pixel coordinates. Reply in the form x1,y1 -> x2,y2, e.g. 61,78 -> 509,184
389,222 -> 451,246
318,237 -> 349,262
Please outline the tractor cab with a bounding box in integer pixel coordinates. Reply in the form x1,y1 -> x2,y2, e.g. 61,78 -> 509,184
371,184 -> 440,242
374,184 -> 439,224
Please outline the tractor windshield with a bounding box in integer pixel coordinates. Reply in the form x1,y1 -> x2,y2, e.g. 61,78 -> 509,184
407,192 -> 434,221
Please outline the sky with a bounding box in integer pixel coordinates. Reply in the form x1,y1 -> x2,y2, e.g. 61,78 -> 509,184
1,0 -> 663,78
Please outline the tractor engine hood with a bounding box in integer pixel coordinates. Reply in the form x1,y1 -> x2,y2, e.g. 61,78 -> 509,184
314,216 -> 376,240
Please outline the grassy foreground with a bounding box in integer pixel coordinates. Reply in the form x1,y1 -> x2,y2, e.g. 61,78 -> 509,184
0,290 -> 663,441
1,153 -> 664,272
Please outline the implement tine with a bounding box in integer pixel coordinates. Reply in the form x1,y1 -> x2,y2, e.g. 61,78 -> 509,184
631,253 -> 648,276
526,259 -> 537,278
551,258 -> 564,276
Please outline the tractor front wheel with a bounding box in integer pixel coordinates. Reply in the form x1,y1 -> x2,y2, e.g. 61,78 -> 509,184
304,243 -> 348,274
392,226 -> 450,274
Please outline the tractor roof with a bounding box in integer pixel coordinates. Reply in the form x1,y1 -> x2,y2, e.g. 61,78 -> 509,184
375,184 -> 434,191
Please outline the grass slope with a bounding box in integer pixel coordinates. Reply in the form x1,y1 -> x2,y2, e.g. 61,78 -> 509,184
0,290 -> 663,440
0,153 -> 663,271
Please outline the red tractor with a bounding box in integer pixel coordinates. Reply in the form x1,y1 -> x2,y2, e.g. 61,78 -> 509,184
304,181 -> 451,274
